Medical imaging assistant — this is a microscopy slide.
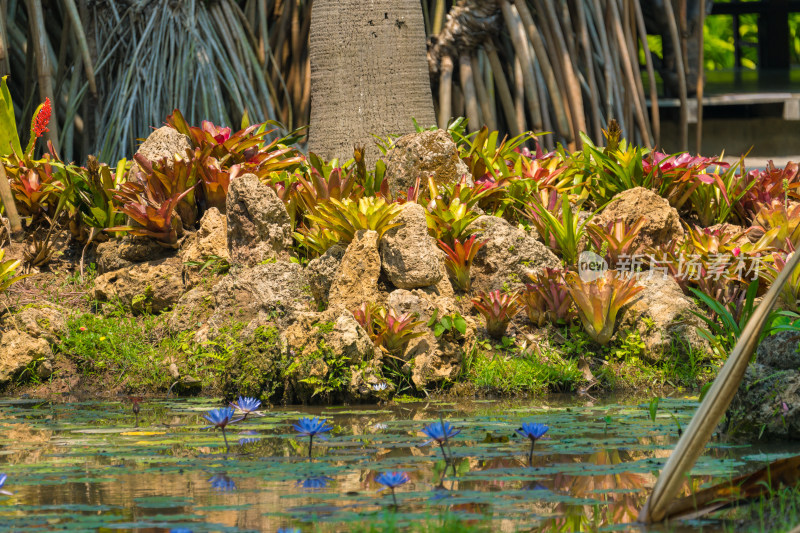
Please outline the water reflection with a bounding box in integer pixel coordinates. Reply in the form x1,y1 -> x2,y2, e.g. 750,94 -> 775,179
0,397 -> 793,531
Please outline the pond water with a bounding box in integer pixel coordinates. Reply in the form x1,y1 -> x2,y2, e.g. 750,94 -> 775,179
0,395 -> 797,532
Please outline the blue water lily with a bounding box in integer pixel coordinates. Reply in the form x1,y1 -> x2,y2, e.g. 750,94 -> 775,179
230,396 -> 262,419
202,407 -> 241,450
0,473 -> 10,496
372,382 -> 387,391
293,416 -> 332,458
421,420 -> 461,463
375,471 -> 410,507
208,474 -> 236,491
298,475 -> 333,489
516,422 -> 549,466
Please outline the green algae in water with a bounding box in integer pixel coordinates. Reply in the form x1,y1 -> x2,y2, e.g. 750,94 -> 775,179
0,397 -> 798,531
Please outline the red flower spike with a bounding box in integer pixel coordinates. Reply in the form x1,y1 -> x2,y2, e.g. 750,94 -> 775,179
33,98 -> 51,138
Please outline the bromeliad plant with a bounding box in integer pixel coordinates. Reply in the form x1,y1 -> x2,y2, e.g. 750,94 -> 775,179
352,302 -> 424,355
472,290 -> 522,338
521,268 -> 574,326
586,217 -> 646,268
425,195 -> 481,247
750,202 -> 800,251
760,246 -> 800,313
300,197 -> 402,249
0,249 -> 30,293
736,161 -> 800,221
524,191 -> 589,265
438,235 -> 485,292
565,271 -> 644,345
108,185 -> 193,246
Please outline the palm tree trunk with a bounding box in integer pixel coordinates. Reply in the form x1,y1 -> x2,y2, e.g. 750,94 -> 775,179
308,0 -> 436,164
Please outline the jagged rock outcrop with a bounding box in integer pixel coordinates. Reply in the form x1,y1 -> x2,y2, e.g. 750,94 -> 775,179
181,207 -> 229,288
383,129 -> 470,197
595,187 -> 683,250
92,256 -> 184,314
226,174 -> 293,267
305,244 -> 346,308
328,230 -> 383,311
134,126 -> 191,169
471,215 -> 560,292
380,202 -> 442,289
727,332 -> 800,439
0,329 -> 52,384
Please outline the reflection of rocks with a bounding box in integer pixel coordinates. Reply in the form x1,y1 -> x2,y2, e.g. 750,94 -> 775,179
728,331 -> 800,439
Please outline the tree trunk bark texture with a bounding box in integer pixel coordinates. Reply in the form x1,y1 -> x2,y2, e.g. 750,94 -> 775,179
308,0 -> 436,164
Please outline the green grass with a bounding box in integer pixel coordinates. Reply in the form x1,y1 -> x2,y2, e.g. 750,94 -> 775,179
464,344 -> 584,395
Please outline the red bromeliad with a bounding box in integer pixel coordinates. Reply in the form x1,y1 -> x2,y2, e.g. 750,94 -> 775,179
438,235 -> 485,292
472,290 -> 521,338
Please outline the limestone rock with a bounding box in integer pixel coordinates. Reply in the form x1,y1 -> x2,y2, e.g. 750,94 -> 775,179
383,129 -> 471,197
756,331 -> 800,370
283,311 -> 378,403
405,314 -> 477,390
209,261 -> 312,335
380,203 -> 442,289
168,285 -> 216,334
0,329 -> 52,384
181,208 -> 229,288
92,256 -> 184,314
134,126 -> 192,169
95,241 -> 133,274
471,215 -> 560,292
328,230 -> 382,311
622,272 -> 709,358
226,174 -> 293,267
595,187 -> 683,250
305,244 -> 346,308
386,288 -> 457,326
2,304 -> 67,344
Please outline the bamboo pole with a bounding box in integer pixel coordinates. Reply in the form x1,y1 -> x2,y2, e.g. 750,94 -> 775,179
574,0 -> 601,142
663,0 -> 689,151
26,0 -> 60,154
471,54 -> 496,132
534,0 -> 586,145
513,56 -> 527,134
485,41 -> 522,137
432,0 -> 446,35
608,0 -> 652,147
459,53 -> 482,131
63,0 -> 97,97
639,250 -> 800,524
499,0 -> 542,131
513,0 -> 571,140
696,0 -> 706,154
438,55 -> 454,129
633,0 -> 660,147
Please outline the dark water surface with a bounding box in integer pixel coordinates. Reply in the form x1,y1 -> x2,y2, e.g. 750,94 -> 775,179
0,395 -> 797,532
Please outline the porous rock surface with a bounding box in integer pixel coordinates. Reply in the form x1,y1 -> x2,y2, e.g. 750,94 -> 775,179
0,329 -> 52,384
208,261 -> 313,335
181,207 -> 229,288
134,126 -> 191,169
382,129 -> 471,197
92,256 -> 184,314
622,272 -> 709,357
596,187 -> 683,250
226,174 -> 293,267
380,202 -> 442,289
471,215 -> 560,292
305,244 -> 346,308
328,230 -> 383,311
727,332 -> 800,439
